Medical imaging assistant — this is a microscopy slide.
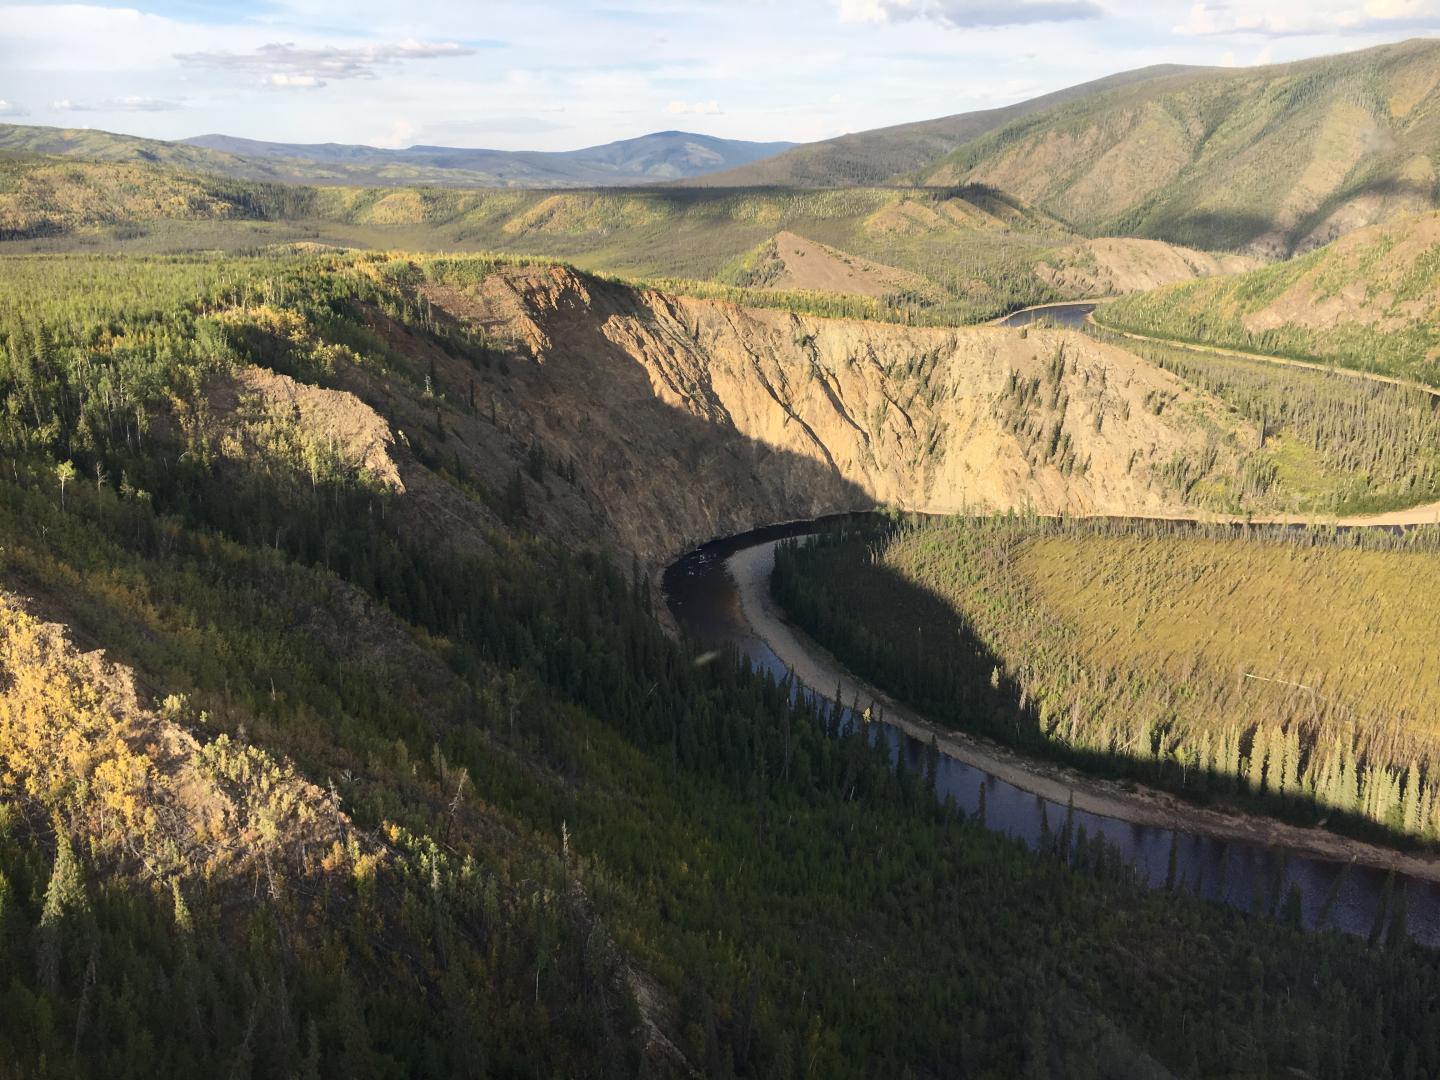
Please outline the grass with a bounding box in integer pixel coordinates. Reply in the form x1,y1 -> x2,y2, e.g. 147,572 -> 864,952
774,515 -> 1440,845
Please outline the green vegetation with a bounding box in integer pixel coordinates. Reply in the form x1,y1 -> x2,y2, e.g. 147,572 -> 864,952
921,38 -> 1440,253
1096,214 -> 1440,385
7,249 -> 1440,1074
1085,324 -> 1440,514
0,159 -> 1148,323
774,515 -> 1440,849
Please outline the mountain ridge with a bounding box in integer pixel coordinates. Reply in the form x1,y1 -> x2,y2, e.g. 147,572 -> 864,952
679,63 -> 1212,188
0,122 -> 796,187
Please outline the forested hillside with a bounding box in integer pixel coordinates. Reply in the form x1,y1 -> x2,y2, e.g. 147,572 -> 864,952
774,516 -> 1440,848
0,157 -> 1261,324
922,38 -> 1440,255
10,248 -> 1440,1075
1096,211 -> 1440,385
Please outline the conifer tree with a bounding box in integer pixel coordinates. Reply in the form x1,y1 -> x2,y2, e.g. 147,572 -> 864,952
1247,729 -> 1267,795
37,823 -> 88,994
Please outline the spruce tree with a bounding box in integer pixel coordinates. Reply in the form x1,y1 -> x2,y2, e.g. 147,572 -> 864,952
36,824 -> 88,995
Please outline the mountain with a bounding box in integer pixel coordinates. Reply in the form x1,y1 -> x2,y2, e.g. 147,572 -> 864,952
179,129 -> 796,185
920,38 -> 1440,256
680,64 -> 1209,188
1098,209 -> 1440,383
0,123 -> 795,187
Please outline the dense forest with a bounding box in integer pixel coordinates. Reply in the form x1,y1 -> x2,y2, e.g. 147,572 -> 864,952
1082,324 -> 1440,515
7,250 -> 1440,1075
773,515 -> 1440,850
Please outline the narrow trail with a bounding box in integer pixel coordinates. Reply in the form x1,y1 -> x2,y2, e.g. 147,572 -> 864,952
729,541 -> 1440,881
1090,316 -> 1440,403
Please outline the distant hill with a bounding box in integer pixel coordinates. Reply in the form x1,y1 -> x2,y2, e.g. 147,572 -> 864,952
0,158 -> 1254,323
1098,210 -> 1440,383
0,124 -> 795,187
680,64 -> 1209,188
920,38 -> 1440,255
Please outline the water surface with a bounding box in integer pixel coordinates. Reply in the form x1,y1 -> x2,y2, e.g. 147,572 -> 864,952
664,520 -> 1440,946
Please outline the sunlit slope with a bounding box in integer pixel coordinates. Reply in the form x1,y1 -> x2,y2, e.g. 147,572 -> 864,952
1098,210 -> 1440,383
922,38 -> 1440,255
776,516 -> 1440,843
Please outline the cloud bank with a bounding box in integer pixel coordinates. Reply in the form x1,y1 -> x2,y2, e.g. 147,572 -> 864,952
839,0 -> 1103,28
175,40 -> 482,88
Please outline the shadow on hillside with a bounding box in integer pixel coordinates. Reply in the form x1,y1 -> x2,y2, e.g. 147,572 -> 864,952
1156,210 -> 1278,251
772,529 -> 1432,853
419,270 -> 882,559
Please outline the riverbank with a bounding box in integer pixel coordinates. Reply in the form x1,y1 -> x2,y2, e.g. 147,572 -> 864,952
729,540 -> 1440,884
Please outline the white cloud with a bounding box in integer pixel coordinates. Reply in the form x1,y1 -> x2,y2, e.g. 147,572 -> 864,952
1175,0 -> 1440,37
666,99 -> 723,115
840,0 -> 1102,28
52,95 -> 183,111
176,40 -> 479,87
267,73 -> 326,89
0,99 -> 27,117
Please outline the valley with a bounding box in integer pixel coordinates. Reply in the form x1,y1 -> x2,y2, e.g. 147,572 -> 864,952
8,24 -> 1440,1078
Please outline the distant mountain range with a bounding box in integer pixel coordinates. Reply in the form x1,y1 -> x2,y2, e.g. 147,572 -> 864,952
5,37 -> 1440,256
0,126 -> 796,187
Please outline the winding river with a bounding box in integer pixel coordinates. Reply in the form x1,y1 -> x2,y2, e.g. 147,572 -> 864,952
668,296 -> 1440,944
664,520 -> 1440,947
666,300 -> 1440,944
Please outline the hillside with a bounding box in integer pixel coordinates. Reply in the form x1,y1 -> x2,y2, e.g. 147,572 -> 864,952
921,38 -> 1440,255
11,248 -> 1440,1074
0,159 -> 1256,323
775,516 -> 1440,846
0,123 -> 794,187
681,64 -> 1206,187
1098,210 -> 1440,384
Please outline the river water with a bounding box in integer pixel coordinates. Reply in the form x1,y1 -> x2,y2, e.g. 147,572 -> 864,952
663,518 -> 1440,947
996,301 -> 1098,329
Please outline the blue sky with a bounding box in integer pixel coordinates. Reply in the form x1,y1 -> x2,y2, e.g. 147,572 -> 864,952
2,0 -> 1438,149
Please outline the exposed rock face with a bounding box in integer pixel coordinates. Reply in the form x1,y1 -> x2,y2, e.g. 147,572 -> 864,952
403,267 -> 1250,565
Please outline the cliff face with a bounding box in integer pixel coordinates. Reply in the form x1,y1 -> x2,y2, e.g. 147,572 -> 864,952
390,267 -> 1252,564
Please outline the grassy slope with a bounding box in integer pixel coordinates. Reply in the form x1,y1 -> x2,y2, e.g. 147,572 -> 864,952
921,38 -> 1440,254
776,517 -> 1440,845
11,249 -> 1440,1076
1096,210 -> 1440,384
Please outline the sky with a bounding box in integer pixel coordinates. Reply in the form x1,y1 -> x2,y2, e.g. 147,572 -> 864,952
1,0 -> 1438,150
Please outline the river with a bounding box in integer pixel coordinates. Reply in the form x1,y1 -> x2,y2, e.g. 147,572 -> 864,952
994,300 -> 1099,329
664,518 -> 1440,947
